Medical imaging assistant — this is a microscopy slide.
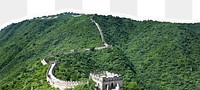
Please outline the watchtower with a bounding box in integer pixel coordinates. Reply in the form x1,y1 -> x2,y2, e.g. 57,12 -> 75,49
90,71 -> 123,90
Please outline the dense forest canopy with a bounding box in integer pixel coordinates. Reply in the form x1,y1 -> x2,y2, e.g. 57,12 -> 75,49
0,12 -> 200,90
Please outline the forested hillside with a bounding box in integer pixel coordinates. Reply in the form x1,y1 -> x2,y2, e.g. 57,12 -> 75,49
93,15 -> 200,89
0,13 -> 200,90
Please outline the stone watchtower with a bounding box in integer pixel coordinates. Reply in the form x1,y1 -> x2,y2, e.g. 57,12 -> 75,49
90,71 -> 123,90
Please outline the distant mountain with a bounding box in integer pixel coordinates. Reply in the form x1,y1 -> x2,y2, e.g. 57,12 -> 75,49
0,13 -> 200,90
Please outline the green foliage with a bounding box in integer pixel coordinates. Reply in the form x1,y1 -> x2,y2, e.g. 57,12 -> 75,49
124,81 -> 140,90
73,79 -> 95,90
93,15 -> 200,89
0,13 -> 101,90
0,13 -> 200,90
54,48 -> 140,89
54,48 -> 136,81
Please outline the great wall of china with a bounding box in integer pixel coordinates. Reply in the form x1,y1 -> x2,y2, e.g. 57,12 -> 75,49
46,61 -> 82,90
41,16 -> 112,90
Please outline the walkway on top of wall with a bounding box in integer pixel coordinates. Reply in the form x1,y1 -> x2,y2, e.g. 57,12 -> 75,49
43,16 -> 112,90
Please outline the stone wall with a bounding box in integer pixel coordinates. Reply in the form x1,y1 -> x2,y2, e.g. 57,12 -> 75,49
90,71 -> 123,90
46,62 -> 82,90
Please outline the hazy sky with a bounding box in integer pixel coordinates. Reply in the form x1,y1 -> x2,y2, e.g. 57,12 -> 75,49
1,0 -> 200,30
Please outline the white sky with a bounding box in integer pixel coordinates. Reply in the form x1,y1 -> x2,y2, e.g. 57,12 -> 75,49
82,0 -> 110,12
27,0 -> 55,16
138,0 -> 165,19
1,0 -> 200,30
193,0 -> 200,19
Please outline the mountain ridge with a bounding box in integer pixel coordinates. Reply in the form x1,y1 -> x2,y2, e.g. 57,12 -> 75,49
0,13 -> 200,90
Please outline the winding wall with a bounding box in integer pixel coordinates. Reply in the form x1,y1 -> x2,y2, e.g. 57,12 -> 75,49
46,62 -> 81,90
43,17 -> 111,90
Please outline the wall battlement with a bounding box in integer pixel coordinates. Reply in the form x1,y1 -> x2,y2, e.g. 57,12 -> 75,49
90,71 -> 122,82
46,61 -> 82,90
90,71 -> 123,90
